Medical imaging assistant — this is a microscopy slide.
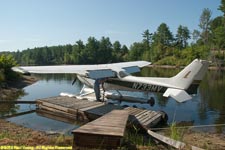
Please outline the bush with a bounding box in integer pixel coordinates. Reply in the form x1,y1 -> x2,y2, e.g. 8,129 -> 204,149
0,54 -> 19,81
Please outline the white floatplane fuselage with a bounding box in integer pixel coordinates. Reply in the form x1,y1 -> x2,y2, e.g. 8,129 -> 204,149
77,59 -> 209,103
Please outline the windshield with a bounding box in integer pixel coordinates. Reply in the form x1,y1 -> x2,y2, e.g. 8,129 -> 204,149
118,71 -> 130,78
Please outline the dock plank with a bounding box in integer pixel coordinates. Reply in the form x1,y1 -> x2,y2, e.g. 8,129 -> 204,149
85,104 -> 122,116
142,113 -> 162,127
140,112 -> 158,124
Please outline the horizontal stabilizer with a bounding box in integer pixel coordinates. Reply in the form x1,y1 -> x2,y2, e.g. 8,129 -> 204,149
163,88 -> 192,103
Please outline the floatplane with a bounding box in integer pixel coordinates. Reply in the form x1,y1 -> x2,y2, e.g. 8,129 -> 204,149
12,59 -> 209,104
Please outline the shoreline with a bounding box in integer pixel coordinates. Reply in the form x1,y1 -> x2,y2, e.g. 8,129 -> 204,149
0,75 -> 38,100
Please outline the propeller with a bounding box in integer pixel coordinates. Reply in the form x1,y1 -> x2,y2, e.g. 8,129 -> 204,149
72,76 -> 77,85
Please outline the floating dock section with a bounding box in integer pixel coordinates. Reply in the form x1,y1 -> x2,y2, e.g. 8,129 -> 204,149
36,96 -> 166,128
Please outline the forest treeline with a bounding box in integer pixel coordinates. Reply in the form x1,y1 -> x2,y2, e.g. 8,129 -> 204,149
0,1 -> 225,85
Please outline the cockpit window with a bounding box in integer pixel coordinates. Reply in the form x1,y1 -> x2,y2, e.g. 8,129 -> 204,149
118,71 -> 130,78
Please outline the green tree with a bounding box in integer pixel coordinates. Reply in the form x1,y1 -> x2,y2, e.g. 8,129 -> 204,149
192,29 -> 201,44
121,45 -> 128,57
199,8 -> 212,45
112,41 -> 122,62
210,16 -> 225,49
128,42 -> 145,61
153,23 -> 174,46
72,40 -> 85,64
218,0 -> 225,17
112,41 -> 128,62
142,29 -> 153,48
98,37 -> 113,63
213,26 -> 225,49
82,37 -> 100,64
176,25 -> 190,49
151,23 -> 174,62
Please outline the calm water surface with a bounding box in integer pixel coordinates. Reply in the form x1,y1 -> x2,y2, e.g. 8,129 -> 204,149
1,68 -> 225,133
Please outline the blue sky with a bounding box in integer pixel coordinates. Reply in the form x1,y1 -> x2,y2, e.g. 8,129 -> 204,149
0,0 -> 222,52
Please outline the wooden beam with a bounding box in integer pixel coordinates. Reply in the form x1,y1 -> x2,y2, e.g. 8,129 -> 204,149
147,130 -> 204,150
0,100 -> 36,104
148,129 -> 185,149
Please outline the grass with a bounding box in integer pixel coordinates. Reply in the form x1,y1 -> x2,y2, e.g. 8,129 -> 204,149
122,125 -> 153,148
0,130 -> 10,139
169,122 -> 187,141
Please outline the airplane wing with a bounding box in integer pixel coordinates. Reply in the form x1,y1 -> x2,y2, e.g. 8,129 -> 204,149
12,61 -> 151,79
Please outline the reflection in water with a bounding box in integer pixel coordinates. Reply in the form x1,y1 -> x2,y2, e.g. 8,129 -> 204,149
0,104 -> 20,117
0,89 -> 26,117
198,70 -> 225,132
34,74 -> 78,83
3,69 -> 225,133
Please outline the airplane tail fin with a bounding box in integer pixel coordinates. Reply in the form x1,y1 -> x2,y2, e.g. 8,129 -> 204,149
171,59 -> 209,90
163,59 -> 209,102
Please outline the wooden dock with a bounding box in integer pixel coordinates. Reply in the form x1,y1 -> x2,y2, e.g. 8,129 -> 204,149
72,110 -> 129,149
36,96 -> 167,148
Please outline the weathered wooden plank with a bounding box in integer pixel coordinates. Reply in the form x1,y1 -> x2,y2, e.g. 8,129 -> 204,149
138,111 -> 157,123
147,130 -> 204,150
135,111 -> 154,120
74,101 -> 102,109
80,102 -> 105,111
38,101 -> 75,114
128,108 -> 143,115
36,109 -> 78,124
38,105 -> 77,118
88,121 -> 127,127
124,107 -> 139,114
39,97 -> 82,108
139,112 -> 158,124
74,125 -> 125,136
148,130 -> 186,149
124,107 -> 133,111
40,96 -> 78,103
85,104 -> 122,116
69,101 -> 92,109
143,113 -> 162,126
38,104 -> 89,122
133,109 -> 149,118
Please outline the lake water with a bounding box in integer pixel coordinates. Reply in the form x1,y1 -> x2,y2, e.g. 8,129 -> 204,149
1,68 -> 225,134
